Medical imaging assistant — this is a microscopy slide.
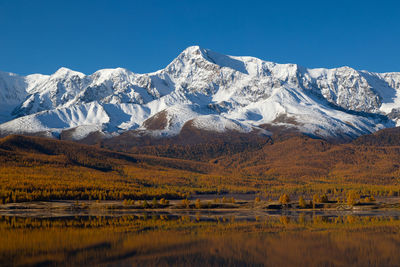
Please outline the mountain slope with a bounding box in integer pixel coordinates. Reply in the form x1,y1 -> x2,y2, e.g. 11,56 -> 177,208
1,132 -> 400,204
0,46 -> 399,140
0,134 -> 213,173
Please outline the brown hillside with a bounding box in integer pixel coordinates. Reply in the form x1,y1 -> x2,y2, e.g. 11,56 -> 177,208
216,134 -> 400,185
353,127 -> 400,146
1,128 -> 400,203
0,135 -> 214,173
100,123 -> 271,161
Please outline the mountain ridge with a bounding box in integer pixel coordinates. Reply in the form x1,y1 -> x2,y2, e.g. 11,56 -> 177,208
1,46 -> 399,141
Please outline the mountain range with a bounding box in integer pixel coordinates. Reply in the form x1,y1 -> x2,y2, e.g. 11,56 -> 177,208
1,46 -> 400,141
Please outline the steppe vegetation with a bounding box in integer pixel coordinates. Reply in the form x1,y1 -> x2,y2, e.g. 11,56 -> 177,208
0,134 -> 399,206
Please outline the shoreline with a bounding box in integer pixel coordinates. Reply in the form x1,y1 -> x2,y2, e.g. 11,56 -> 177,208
1,199 -> 399,218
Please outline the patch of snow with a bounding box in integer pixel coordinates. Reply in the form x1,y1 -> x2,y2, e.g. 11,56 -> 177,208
66,125 -> 104,140
191,115 -> 251,133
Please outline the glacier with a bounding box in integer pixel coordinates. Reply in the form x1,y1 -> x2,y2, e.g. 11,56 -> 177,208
0,46 -> 399,140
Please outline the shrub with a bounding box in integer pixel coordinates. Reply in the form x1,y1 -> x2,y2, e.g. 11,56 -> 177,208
279,194 -> 290,205
313,194 -> 320,204
159,198 -> 169,205
181,199 -> 190,208
152,198 -> 158,207
364,195 -> 376,203
298,196 -> 306,208
320,194 -> 329,203
347,191 -> 360,206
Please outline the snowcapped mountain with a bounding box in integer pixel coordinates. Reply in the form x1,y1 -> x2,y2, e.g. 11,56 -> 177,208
0,46 -> 399,140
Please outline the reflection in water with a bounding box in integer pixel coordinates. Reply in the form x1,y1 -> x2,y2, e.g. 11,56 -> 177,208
1,213 -> 400,266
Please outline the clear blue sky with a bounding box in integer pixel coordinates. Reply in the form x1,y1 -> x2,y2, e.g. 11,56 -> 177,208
1,0 -> 399,75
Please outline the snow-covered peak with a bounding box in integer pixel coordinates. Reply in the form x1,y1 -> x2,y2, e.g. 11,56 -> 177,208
93,67 -> 131,76
90,68 -> 134,85
52,67 -> 85,79
181,45 -> 203,56
172,45 -> 250,74
0,46 -> 400,140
